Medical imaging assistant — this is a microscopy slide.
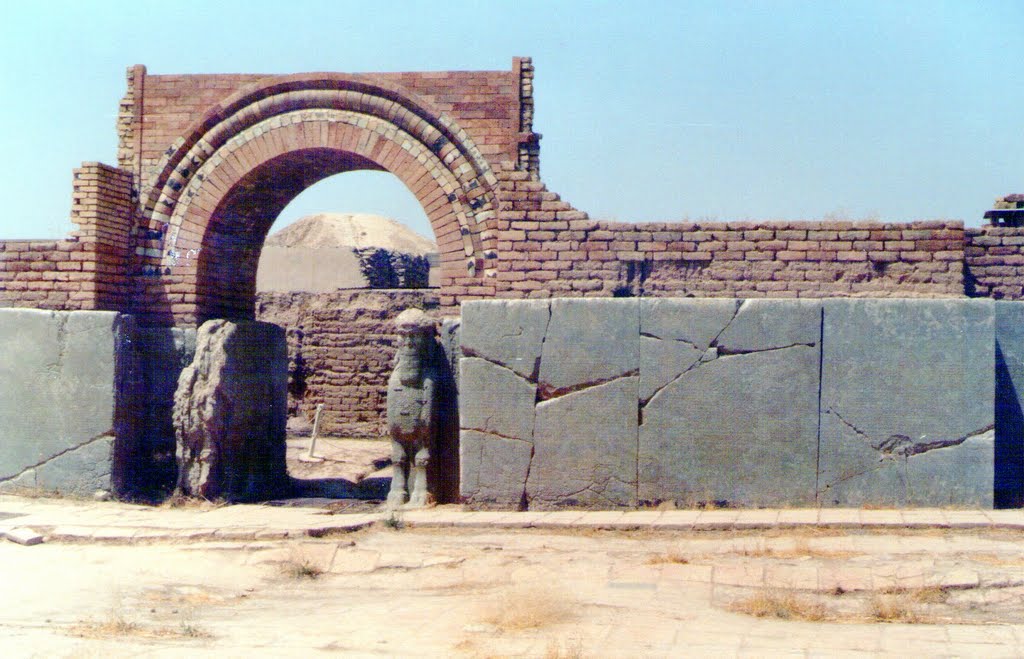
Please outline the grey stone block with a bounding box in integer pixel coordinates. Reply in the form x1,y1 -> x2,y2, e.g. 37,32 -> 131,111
818,299 -> 995,507
539,298 -> 639,397
529,377 -> 638,508
459,429 -> 532,506
34,435 -> 114,494
461,300 -> 549,380
0,309 -> 121,495
995,302 -> 1024,507
641,298 -> 740,349
716,299 -> 821,352
459,357 -> 536,442
639,299 -> 820,506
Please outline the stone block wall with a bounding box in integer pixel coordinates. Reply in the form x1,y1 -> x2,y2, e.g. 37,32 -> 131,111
0,309 -> 134,496
459,298 -> 1013,509
255,289 -> 442,438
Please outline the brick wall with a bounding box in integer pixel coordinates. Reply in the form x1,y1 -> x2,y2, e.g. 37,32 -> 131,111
490,168 -> 965,300
255,289 -> 443,438
121,64 -> 528,208
965,226 -> 1024,299
0,163 -> 133,310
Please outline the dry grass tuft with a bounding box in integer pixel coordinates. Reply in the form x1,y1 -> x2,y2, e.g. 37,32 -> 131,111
159,493 -> 226,510
479,586 -> 575,631
544,636 -> 585,659
734,539 -> 859,560
729,590 -> 827,622
70,611 -> 211,639
646,550 -> 690,565
282,555 -> 325,580
868,593 -> 923,623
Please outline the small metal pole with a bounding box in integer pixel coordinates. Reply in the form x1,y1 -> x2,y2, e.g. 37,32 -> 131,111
300,403 -> 325,463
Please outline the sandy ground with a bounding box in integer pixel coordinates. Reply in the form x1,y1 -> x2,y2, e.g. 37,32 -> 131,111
3,522 -> 1024,657
1,440 -> 1023,657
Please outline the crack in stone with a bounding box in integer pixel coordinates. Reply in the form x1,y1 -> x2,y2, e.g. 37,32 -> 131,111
828,408 -> 994,458
0,430 -> 114,483
521,444 -> 535,511
715,342 -> 816,357
707,299 -> 744,349
537,370 -> 639,402
814,305 -> 824,504
639,332 -> 700,350
460,426 -> 532,443
642,301 -> 744,409
460,351 -> 538,385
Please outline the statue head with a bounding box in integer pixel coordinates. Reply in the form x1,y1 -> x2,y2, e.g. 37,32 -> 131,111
394,309 -> 435,385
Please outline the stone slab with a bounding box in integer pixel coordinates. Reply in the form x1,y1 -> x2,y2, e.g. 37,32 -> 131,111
818,299 -> 994,507
639,299 -> 821,506
460,300 -> 549,381
995,301 -> 1024,507
0,309 -> 123,495
538,298 -> 639,396
459,430 -> 532,506
458,357 -> 536,441
529,376 -> 639,508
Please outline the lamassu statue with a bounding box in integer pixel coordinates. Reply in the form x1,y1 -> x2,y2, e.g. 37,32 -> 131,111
386,309 -> 439,508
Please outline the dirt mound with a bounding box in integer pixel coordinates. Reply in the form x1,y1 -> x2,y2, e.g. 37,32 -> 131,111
266,213 -> 436,254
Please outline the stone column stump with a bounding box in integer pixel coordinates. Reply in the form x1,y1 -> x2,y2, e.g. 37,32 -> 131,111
172,319 -> 289,502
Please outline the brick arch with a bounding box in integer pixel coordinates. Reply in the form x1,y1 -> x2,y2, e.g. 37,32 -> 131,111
134,75 -> 503,325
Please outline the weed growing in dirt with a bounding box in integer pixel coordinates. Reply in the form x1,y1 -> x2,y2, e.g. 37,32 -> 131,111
480,586 -> 575,631
544,635 -> 585,658
646,550 -> 689,565
383,512 -> 405,530
729,591 -> 827,621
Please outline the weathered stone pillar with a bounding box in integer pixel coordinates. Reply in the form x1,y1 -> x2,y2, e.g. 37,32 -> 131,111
172,319 -> 289,502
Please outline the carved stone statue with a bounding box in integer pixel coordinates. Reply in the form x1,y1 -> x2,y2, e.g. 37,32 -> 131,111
386,309 -> 438,508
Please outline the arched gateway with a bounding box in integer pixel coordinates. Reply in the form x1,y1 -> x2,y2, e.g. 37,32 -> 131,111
118,59 -> 542,326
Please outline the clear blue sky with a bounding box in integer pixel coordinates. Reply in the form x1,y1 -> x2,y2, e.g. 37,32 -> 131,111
1,1 -> 1020,241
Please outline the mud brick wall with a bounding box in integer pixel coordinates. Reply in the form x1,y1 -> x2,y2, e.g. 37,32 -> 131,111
490,168 -> 965,301
0,164 -> 133,310
255,289 -> 442,438
965,226 -> 1024,300
120,64 -> 527,207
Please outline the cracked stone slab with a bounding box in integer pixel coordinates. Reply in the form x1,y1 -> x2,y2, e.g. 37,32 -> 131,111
716,299 -> 821,353
539,298 -> 639,397
640,298 -> 739,350
640,339 -> 820,507
459,430 -> 533,506
995,302 -> 1024,507
528,377 -> 638,508
460,300 -> 549,381
459,357 -> 536,442
818,299 -> 995,507
0,310 -> 122,494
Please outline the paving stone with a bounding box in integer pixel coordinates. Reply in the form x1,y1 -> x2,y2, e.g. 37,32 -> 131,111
3,527 -> 43,546
819,299 -> 994,507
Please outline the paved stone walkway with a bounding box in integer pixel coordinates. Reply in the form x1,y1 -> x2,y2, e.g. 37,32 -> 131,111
5,496 -> 1024,545
3,496 -> 1024,657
